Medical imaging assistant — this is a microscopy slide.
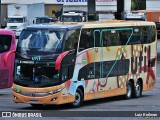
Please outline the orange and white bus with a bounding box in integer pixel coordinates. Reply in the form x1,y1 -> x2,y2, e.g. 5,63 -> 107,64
13,20 -> 157,107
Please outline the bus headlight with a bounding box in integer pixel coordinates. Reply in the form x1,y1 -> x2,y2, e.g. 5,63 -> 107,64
48,86 -> 65,94
13,88 -> 21,93
17,66 -> 21,75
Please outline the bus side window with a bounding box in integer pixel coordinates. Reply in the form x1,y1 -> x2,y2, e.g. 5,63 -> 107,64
110,30 -> 121,46
0,35 -> 12,53
103,31 -> 121,46
147,26 -> 156,43
94,31 -> 100,47
62,67 -> 69,82
103,32 -> 111,46
129,28 -> 141,44
119,31 -> 127,45
79,29 -> 94,51
141,26 -> 148,44
64,29 -> 80,51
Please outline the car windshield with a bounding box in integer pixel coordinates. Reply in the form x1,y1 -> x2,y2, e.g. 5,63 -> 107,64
8,18 -> 23,23
61,16 -> 82,22
17,29 -> 65,56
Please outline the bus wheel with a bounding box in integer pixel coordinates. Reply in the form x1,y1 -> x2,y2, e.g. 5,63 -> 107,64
125,81 -> 132,99
71,88 -> 83,107
134,81 -> 142,98
31,104 -> 43,108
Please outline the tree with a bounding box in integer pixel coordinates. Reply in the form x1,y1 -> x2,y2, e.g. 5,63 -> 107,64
131,0 -> 146,11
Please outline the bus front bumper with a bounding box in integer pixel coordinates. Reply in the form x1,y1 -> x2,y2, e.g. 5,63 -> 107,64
12,91 -> 62,105
12,84 -> 67,105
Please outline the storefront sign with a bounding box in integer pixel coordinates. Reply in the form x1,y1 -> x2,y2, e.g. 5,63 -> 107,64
57,0 -> 87,2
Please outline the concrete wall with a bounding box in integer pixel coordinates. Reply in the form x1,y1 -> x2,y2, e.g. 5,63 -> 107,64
124,0 -> 131,13
146,0 -> 160,10
99,14 -> 115,21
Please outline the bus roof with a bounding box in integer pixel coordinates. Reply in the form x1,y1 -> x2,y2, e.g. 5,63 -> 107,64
64,10 -> 86,14
25,24 -> 83,30
0,29 -> 15,36
26,20 -> 155,30
78,20 -> 155,28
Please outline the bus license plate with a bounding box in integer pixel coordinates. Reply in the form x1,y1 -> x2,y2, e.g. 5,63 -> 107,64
29,100 -> 38,104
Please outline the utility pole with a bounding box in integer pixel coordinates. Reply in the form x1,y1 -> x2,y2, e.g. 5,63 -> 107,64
115,0 -> 124,20
87,0 -> 96,21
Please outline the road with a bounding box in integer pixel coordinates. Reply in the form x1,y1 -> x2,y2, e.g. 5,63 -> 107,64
0,40 -> 160,120
1,81 -> 160,120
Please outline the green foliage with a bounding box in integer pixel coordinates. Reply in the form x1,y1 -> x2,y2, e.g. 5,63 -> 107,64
131,0 -> 146,11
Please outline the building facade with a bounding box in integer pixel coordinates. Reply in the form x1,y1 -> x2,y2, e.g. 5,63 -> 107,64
146,0 -> 160,10
2,0 -> 132,20
1,0 -> 160,21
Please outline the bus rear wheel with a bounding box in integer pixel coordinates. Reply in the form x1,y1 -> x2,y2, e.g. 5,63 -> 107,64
71,88 -> 83,107
125,81 -> 132,99
134,81 -> 142,98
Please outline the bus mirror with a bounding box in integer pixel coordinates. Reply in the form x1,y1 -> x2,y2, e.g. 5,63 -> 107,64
4,50 -> 15,67
55,51 -> 69,70
82,17 -> 85,22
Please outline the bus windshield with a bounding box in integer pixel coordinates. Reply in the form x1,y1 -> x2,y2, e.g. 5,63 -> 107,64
17,29 -> 65,56
36,18 -> 53,24
8,18 -> 24,23
61,16 -> 82,22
